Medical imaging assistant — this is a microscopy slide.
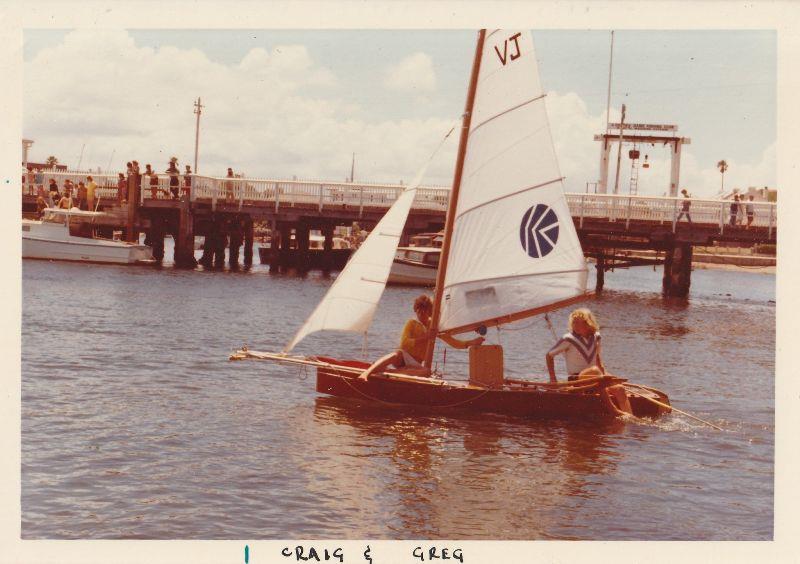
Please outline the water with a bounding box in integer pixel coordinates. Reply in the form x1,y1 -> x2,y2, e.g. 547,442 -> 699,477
21,253 -> 774,539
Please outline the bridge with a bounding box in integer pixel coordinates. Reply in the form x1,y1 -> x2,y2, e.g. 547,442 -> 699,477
22,170 -> 777,297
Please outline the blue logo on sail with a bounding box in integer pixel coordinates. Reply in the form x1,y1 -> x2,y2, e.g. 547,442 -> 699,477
520,204 -> 559,258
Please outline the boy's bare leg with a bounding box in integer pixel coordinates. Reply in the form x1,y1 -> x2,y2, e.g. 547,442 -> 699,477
393,366 -> 430,377
359,351 -> 402,381
608,385 -> 633,415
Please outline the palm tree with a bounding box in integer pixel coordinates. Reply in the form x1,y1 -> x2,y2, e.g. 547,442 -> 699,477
717,159 -> 729,194
45,155 -> 59,169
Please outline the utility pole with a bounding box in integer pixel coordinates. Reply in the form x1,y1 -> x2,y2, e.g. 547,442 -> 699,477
193,97 -> 204,173
613,103 -> 626,195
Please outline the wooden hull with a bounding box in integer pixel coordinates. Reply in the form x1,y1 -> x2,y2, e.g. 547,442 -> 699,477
315,358 -> 670,421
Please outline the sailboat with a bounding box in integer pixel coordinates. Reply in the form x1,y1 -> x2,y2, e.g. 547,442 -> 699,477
231,29 -> 671,420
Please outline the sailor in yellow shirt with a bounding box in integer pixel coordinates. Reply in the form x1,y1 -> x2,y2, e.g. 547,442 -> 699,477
359,294 -> 483,380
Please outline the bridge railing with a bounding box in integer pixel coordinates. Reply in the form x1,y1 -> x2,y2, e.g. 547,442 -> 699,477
29,171 -> 776,235
566,193 -> 776,234
184,175 -> 449,213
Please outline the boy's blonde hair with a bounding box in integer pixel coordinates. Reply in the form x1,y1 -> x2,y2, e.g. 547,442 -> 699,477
413,294 -> 433,313
568,308 -> 599,333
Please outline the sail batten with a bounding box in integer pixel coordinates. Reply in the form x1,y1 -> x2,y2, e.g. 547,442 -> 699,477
469,93 -> 546,135
438,29 -> 589,334
455,177 -> 563,220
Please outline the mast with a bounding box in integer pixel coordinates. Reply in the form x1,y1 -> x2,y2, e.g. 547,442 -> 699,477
604,30 -> 614,137
423,29 -> 486,370
613,103 -> 626,194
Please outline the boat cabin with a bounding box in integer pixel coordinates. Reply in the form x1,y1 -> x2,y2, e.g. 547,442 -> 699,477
25,208 -> 107,239
408,232 -> 444,248
394,247 -> 440,266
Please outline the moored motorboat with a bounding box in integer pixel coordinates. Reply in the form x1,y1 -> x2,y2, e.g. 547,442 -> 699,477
387,246 -> 439,286
22,208 -> 154,265
388,232 -> 443,285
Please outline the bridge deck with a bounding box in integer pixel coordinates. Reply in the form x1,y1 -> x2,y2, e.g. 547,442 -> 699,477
23,171 -> 776,244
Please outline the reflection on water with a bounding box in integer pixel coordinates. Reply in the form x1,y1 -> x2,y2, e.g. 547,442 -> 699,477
22,260 -> 774,539
310,397 -> 633,539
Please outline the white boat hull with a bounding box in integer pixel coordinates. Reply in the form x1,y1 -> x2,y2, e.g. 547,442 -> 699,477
23,236 -> 154,264
22,212 -> 154,265
387,258 -> 437,286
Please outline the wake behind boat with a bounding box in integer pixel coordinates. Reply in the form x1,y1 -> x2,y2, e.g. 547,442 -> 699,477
231,29 -> 674,423
23,208 -> 154,265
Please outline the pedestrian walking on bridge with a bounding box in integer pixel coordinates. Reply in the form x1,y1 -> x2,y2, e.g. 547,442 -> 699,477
677,188 -> 692,224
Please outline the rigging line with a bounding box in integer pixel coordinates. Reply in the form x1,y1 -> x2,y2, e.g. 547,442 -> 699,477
469,94 -> 546,137
544,313 -> 559,340
454,177 -> 563,220
422,122 -> 458,167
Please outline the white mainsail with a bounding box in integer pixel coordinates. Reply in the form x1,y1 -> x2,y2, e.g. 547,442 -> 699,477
284,177 -> 425,353
438,29 -> 589,335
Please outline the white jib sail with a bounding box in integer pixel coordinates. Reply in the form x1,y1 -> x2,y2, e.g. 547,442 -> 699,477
285,179 -> 426,353
439,29 -> 588,334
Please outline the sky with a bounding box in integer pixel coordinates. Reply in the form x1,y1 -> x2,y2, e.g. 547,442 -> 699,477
23,29 -> 775,197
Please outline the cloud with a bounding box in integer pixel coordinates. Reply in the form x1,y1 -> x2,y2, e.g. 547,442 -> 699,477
23,31 -> 773,197
24,30 -> 455,184
383,52 -> 437,95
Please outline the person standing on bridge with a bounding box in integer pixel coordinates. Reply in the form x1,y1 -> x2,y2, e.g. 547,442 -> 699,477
184,164 -> 192,199
677,188 -> 692,224
132,161 -> 142,192
729,195 -> 740,226
225,167 -> 235,202
746,195 -> 755,229
166,157 -> 180,200
48,179 -> 59,207
117,173 -> 127,204
86,175 -> 97,211
146,165 -> 161,199
76,181 -> 88,210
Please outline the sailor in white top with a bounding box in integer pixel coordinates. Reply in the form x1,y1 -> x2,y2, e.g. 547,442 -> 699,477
545,308 -> 632,417
547,331 -> 601,380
